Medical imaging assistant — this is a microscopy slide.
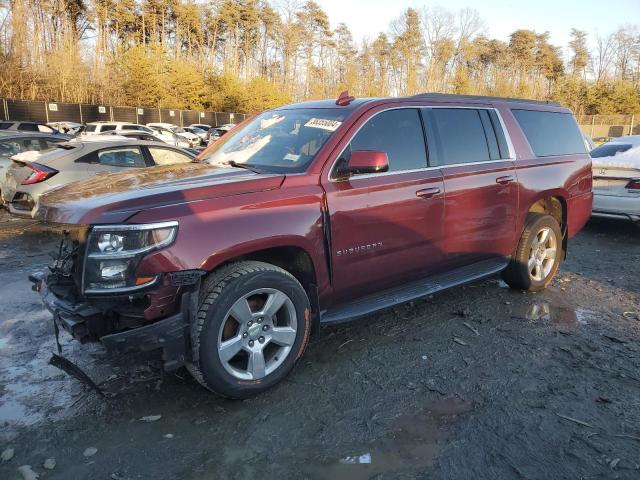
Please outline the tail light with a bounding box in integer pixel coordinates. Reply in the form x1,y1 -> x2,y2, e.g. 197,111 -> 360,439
626,179 -> 640,190
21,162 -> 58,185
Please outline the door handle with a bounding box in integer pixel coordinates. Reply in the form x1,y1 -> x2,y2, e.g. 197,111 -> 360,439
416,187 -> 441,199
496,175 -> 515,185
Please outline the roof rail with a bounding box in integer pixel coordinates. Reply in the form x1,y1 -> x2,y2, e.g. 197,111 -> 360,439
411,93 -> 560,106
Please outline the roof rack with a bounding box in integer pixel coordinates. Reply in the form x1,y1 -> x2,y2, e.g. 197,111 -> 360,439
411,93 -> 560,106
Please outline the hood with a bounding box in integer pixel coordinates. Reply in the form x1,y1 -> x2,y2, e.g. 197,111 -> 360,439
36,162 -> 285,224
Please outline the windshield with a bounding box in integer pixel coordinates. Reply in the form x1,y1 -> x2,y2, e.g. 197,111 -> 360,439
199,109 -> 346,173
590,143 -> 633,158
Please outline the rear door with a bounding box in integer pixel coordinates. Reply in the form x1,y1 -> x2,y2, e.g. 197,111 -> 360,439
423,107 -> 518,266
322,107 -> 446,303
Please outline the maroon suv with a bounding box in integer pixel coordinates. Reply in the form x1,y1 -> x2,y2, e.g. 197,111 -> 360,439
31,93 -> 593,398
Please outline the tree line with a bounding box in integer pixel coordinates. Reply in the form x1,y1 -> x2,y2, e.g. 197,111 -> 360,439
0,0 -> 639,115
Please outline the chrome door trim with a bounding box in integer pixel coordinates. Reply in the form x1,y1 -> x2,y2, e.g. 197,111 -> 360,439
327,105 -> 517,183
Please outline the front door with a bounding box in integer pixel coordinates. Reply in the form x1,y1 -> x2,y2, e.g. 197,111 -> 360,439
322,108 -> 446,304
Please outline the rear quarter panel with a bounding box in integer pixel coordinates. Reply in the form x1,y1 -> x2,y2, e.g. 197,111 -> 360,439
498,106 -> 593,239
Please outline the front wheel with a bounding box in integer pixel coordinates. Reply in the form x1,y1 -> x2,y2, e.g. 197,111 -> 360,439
502,213 -> 562,291
187,261 -> 311,398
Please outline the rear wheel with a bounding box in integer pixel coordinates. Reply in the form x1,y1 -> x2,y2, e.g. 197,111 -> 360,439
187,261 -> 311,398
502,213 -> 562,291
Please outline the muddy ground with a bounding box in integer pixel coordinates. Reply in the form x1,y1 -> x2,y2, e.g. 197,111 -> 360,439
0,210 -> 639,480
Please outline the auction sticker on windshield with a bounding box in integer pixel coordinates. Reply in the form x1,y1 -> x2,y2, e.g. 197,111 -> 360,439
304,118 -> 342,131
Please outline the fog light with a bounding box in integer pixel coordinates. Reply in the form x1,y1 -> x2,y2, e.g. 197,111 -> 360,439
98,233 -> 125,253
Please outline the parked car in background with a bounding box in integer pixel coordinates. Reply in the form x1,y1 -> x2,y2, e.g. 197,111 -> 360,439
0,121 -> 60,134
0,132 -> 71,195
183,126 -> 208,145
189,123 -> 212,131
147,123 -> 201,148
206,124 -> 235,145
48,122 -> 85,136
98,130 -> 164,143
143,125 -> 186,147
591,135 -> 640,222
1,139 -> 195,217
84,122 -> 155,136
30,93 -> 592,399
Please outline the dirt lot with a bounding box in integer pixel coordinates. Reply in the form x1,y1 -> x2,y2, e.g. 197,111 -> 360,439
0,210 -> 639,480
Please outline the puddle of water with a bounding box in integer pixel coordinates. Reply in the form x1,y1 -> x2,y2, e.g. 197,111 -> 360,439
518,302 -> 595,328
308,397 -> 471,480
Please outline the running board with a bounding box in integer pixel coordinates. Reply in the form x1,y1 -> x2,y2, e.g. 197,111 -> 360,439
320,257 -> 509,324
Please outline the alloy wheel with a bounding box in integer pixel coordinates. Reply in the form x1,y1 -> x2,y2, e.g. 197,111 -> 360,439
217,288 -> 297,380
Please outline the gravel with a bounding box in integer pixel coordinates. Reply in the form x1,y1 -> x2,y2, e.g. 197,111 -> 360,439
0,211 -> 639,479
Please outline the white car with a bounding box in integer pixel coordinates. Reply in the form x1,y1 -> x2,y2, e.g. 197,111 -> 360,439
147,123 -> 200,148
85,122 -> 155,136
591,135 -> 640,222
183,126 -> 208,144
189,123 -> 212,131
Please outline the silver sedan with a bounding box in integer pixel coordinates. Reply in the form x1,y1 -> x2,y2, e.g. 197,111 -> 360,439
591,135 -> 640,222
1,137 -> 195,217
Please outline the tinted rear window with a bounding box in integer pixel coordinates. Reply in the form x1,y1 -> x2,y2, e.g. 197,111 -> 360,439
18,123 -> 38,132
427,108 -> 490,165
512,110 -> 586,157
590,143 -> 632,158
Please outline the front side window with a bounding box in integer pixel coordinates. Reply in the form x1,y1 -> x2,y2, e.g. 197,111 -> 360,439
427,109 -> 491,165
338,108 -> 427,174
0,123 -> 11,130
37,124 -> 54,133
97,147 -> 146,167
148,147 -> 193,165
200,108 -> 347,173
101,125 -> 116,132
85,124 -> 97,132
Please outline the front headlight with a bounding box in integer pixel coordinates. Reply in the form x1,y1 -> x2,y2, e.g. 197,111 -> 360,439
83,221 -> 178,294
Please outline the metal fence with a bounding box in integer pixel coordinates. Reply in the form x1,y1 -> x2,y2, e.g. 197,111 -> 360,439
0,98 -> 248,127
577,114 -> 639,139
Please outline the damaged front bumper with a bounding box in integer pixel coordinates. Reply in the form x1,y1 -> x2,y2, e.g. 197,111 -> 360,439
30,271 -> 197,371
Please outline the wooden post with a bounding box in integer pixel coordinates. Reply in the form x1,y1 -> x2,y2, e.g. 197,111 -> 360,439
590,115 -> 595,138
79,104 -> 83,124
630,114 -> 635,136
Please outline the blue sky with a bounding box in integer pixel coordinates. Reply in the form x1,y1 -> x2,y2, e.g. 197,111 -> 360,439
318,0 -> 638,48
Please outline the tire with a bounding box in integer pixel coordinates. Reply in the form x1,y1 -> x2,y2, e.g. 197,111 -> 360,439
502,213 -> 563,292
187,261 -> 311,398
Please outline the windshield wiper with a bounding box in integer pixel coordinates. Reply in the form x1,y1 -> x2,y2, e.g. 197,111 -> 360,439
226,160 -> 264,174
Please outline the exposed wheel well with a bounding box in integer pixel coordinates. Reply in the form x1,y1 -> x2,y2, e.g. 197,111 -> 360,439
527,196 -> 568,256
528,196 -> 566,230
216,246 -> 317,298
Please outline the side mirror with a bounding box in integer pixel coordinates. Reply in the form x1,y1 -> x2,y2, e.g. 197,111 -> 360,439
339,150 -> 389,177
